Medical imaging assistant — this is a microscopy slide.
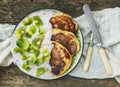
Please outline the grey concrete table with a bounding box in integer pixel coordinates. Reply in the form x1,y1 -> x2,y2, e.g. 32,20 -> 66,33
0,0 -> 120,87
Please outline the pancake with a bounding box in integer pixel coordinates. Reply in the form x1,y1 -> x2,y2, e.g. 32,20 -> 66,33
49,41 -> 72,76
51,29 -> 80,55
50,14 -> 78,34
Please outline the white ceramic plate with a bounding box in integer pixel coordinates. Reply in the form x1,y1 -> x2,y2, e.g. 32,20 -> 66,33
11,9 -> 83,80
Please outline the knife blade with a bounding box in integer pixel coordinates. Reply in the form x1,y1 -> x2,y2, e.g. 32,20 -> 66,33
83,4 -> 113,75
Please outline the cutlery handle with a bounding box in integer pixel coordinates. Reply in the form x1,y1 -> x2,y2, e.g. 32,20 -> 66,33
83,46 -> 93,72
99,47 -> 113,75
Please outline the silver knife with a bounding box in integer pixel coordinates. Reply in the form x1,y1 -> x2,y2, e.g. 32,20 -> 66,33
83,4 -> 113,75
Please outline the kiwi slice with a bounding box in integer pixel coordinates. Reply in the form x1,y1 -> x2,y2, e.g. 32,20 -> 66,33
31,36 -> 43,50
14,47 -> 28,60
22,63 -> 31,71
15,27 -> 26,39
16,38 -> 30,50
25,32 -> 32,38
14,47 -> 23,54
25,25 -> 36,38
39,28 -> 45,34
33,16 -> 43,27
36,67 -> 47,77
34,50 -> 40,57
27,56 -> 37,66
36,58 -> 43,66
28,25 -> 36,35
22,17 -> 33,26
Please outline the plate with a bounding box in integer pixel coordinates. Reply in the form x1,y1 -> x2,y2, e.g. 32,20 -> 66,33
11,9 -> 83,80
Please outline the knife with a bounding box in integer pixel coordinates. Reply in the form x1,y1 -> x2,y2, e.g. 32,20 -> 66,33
83,4 -> 113,75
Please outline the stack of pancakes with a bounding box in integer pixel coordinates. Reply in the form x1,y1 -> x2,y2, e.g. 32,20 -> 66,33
49,14 -> 80,76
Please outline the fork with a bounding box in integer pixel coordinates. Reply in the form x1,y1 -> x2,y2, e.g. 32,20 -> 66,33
83,34 -> 93,72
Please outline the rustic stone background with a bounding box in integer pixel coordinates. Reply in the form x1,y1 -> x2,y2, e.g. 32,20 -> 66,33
0,0 -> 120,87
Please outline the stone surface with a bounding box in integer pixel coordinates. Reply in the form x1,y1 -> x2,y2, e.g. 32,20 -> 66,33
0,0 -> 120,87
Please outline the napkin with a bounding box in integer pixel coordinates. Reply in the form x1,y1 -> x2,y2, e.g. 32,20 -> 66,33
0,24 -> 15,66
69,7 -> 120,83
0,7 -> 120,83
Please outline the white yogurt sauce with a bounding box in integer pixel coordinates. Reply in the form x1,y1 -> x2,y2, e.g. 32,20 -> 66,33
11,9 -> 61,79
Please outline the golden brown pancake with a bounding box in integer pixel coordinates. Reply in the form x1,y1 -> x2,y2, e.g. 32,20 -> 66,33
51,29 -> 80,55
50,14 -> 78,34
49,41 -> 72,76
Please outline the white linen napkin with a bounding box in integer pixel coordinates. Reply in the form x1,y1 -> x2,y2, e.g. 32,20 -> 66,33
0,7 -> 120,83
0,24 -> 15,66
69,7 -> 120,83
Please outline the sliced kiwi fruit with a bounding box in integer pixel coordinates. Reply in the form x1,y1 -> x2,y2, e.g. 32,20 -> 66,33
16,38 -> 30,50
33,16 -> 43,28
22,17 -> 33,26
31,36 -> 43,50
15,27 -> 26,39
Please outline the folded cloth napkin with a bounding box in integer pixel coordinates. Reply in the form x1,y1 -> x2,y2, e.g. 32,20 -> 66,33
0,7 -> 120,83
0,24 -> 15,66
69,7 -> 120,83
